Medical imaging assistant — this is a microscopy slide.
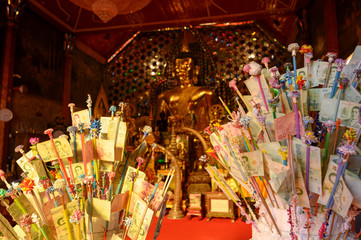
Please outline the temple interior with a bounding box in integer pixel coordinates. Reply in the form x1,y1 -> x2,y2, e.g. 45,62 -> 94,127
1,0 -> 361,240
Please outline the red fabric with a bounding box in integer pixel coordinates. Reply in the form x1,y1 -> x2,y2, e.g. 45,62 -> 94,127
146,215 -> 252,240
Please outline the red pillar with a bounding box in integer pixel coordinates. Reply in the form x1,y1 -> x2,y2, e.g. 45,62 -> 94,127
324,0 -> 339,54
62,33 -> 75,125
0,21 -> 16,170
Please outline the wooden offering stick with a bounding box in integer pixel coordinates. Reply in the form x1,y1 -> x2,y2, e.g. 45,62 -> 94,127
90,120 -> 101,182
218,97 -> 234,120
229,80 -> 252,113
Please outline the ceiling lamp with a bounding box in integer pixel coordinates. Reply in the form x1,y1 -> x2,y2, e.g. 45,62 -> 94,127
70,0 -> 152,23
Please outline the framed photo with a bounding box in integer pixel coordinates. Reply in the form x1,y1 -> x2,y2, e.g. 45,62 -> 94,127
204,192 -> 235,222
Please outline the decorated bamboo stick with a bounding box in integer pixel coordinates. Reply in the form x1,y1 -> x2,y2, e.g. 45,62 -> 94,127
287,43 -> 300,89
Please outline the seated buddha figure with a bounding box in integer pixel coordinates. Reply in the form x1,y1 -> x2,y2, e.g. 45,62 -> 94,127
156,51 -> 214,130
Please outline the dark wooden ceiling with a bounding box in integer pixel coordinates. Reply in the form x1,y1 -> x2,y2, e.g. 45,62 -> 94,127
27,0 -> 309,62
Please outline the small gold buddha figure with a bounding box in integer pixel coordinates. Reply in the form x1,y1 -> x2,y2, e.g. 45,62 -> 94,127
155,36 -> 214,130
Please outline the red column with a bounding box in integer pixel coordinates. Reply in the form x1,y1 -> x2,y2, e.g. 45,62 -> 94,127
62,33 -> 75,125
0,21 -> 16,170
324,0 -> 339,54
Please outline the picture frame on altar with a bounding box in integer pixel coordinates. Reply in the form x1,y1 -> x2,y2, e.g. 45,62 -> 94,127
204,192 -> 235,222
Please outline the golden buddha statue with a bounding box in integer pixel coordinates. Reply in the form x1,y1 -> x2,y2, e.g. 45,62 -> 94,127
155,36 -> 214,130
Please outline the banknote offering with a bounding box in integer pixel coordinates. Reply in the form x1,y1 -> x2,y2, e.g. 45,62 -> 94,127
37,137 -> 73,162
274,111 -> 304,141
51,202 -> 77,240
292,138 -> 322,195
72,109 -> 91,127
121,166 -> 146,194
244,75 -> 272,111
308,88 -> 332,111
310,61 -> 337,86
318,159 -> 353,218
319,99 -> 361,129
342,45 -> 361,80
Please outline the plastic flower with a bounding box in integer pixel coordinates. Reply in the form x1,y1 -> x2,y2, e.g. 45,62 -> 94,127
299,45 -> 313,54
67,126 -> 78,135
323,120 -> 335,132
239,116 -> 251,128
296,75 -> 306,89
0,189 -> 6,200
204,126 -> 212,135
31,214 -> 41,228
287,90 -> 300,98
302,131 -> 318,145
20,178 -> 35,193
70,209 -> 84,224
83,175 -> 95,185
19,214 -> 32,232
199,155 -> 208,163
303,116 -> 314,128
124,217 -> 134,227
142,125 -> 152,139
337,144 -> 356,157
29,137 -> 39,146
229,80 -> 237,89
90,120 -> 102,138
278,147 -> 288,159
107,172 -> 116,181
136,157 -> 145,167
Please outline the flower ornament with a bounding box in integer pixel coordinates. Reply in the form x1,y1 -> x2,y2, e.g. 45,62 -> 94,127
252,106 -> 266,126
20,178 -> 35,193
142,125 -> 152,139
206,148 -> 219,160
31,214 -> 41,228
287,43 -> 300,57
199,155 -> 208,163
204,126 -> 212,135
84,175 -> 95,185
0,189 -> 6,200
130,172 -> 138,182
90,120 -> 102,138
354,69 -> 361,79
337,77 -> 349,89
29,137 -> 39,146
302,131 -> 318,145
261,57 -> 270,69
337,144 -> 356,157
70,209 -> 84,224
136,157 -> 145,168
244,61 -> 262,76
287,90 -> 300,98
335,59 -> 346,72
278,147 -> 288,159
67,126 -> 78,135
303,116 -> 314,128
239,116 -> 251,128
124,217 -> 134,227
86,94 -> 92,109
0,170 -> 5,180
38,177 -> 50,189
304,52 -> 313,61
344,129 -> 357,144
53,179 -> 67,196
213,122 -> 224,131
15,145 -> 25,154
269,76 -> 283,89
77,123 -> 86,133
11,182 -> 20,193
323,120 -> 335,132
46,186 -> 55,195
107,172 -> 116,182
296,75 -> 306,89
20,214 -> 32,232
299,45 -> 313,54
145,194 -> 153,204
326,52 -> 337,63
109,105 -> 117,115
228,80 -> 238,90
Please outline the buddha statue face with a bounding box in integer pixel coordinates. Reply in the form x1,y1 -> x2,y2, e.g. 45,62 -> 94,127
175,57 -> 194,87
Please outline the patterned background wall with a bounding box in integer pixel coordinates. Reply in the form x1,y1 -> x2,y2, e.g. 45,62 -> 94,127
106,23 -> 289,118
